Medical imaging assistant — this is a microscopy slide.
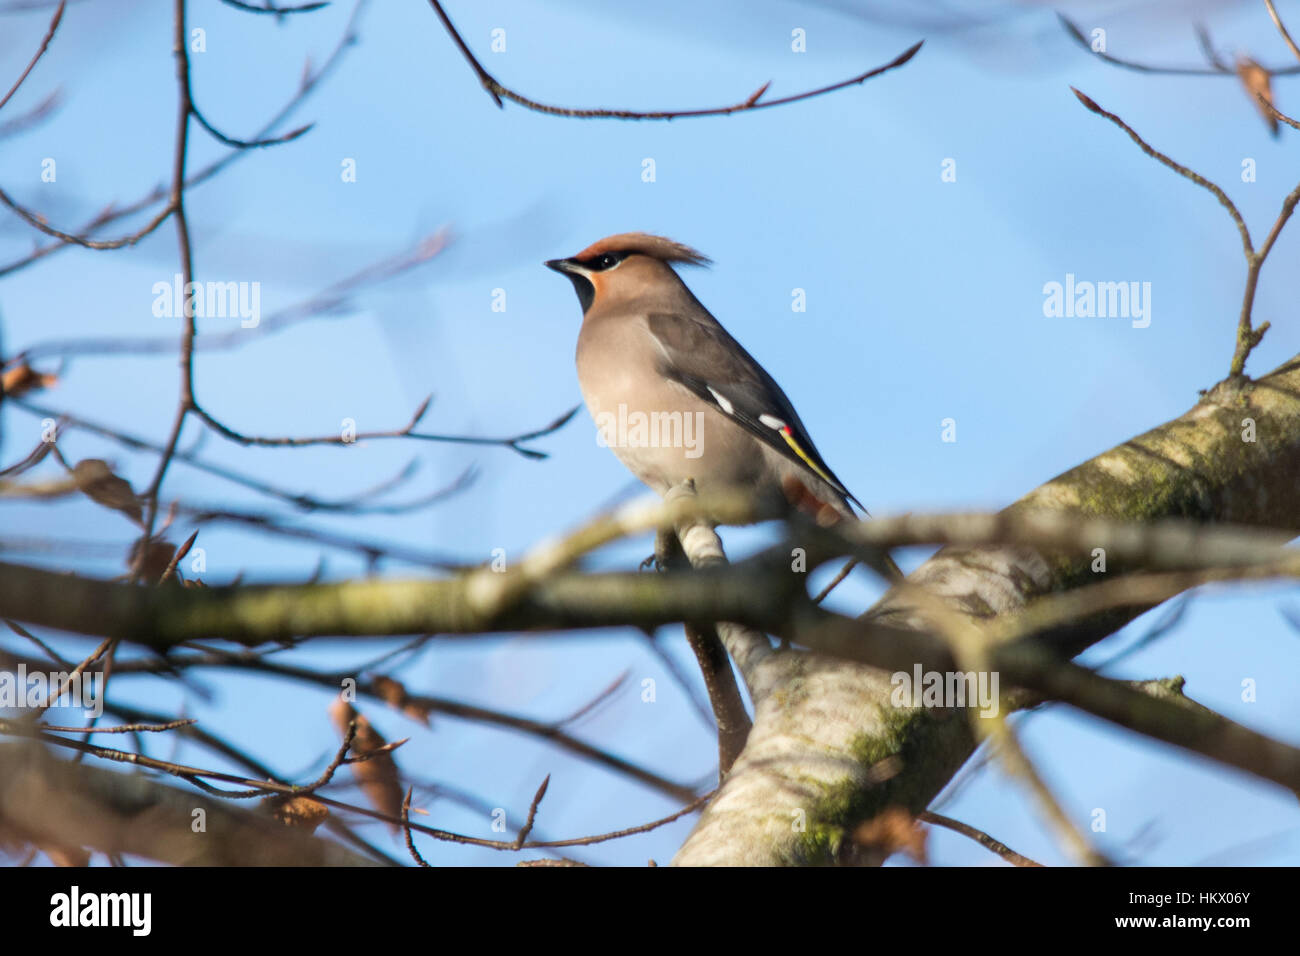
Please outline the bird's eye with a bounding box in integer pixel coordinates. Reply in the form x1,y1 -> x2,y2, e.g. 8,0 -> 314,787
593,254 -> 620,270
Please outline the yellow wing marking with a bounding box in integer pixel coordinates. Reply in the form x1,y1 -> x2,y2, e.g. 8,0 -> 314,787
779,427 -> 836,487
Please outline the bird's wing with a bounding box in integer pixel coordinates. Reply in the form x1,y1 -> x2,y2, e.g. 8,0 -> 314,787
646,311 -> 863,512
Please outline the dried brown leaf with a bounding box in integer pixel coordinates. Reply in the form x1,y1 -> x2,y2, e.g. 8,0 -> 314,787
1,362 -> 57,398
852,807 -> 928,865
329,700 -> 403,827
72,459 -> 142,525
128,538 -> 175,581
264,795 -> 329,832
371,675 -> 433,726
1237,56 -> 1279,136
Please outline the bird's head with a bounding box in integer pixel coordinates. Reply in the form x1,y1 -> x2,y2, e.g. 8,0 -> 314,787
545,232 -> 710,315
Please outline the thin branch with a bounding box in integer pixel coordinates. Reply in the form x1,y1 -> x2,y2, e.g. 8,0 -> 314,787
639,632 -> 716,732
1058,14 -> 1300,76
8,397 -> 462,511
654,519 -> 751,777
1265,0 -> 1300,64
38,717 -> 196,735
1071,87 -> 1252,256
174,505 -> 468,570
554,671 -> 627,727
812,557 -> 858,603
189,99 -> 313,149
157,529 -> 197,584
513,774 -> 549,849
1255,91 -> 1300,131
427,0 -> 920,120
401,787 -> 433,866
5,618 -> 72,668
0,0 -> 368,279
0,741 -> 381,866
6,723 -> 709,851
0,0 -> 63,112
918,811 -> 1044,867
189,396 -> 580,458
8,230 -> 453,367
0,186 -> 175,250
1071,87 -> 1300,377
0,89 -> 60,140
95,648 -> 698,801
219,0 -> 329,17
1193,23 -> 1228,72
132,0 -> 199,580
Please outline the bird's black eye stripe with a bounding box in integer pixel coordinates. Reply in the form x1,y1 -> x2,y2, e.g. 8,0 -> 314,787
583,252 -> 625,271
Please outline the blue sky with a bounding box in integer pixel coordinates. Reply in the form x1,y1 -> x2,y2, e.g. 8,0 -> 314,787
1,0 -> 1298,865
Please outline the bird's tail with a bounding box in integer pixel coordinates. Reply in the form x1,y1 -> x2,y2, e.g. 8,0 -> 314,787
780,475 -> 905,585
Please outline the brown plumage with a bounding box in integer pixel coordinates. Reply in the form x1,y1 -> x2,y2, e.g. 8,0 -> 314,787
545,232 -> 901,582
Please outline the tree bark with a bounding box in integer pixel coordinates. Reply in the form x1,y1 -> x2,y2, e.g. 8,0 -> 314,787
671,356 -> 1300,865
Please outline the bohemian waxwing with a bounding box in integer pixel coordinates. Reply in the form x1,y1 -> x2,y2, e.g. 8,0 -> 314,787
546,232 -> 902,581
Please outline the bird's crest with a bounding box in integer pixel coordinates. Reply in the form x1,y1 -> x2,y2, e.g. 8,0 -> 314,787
575,233 -> 711,267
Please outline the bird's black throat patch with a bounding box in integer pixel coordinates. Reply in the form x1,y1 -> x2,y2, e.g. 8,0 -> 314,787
563,272 -> 595,314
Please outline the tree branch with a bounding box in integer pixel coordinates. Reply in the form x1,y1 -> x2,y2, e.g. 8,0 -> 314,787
0,741 -> 382,866
427,0 -> 920,120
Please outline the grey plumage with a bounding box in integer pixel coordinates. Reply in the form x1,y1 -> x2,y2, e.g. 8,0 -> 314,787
546,232 -> 901,581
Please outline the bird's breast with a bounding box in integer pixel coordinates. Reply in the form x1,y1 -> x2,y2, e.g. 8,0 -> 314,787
576,316 -> 764,495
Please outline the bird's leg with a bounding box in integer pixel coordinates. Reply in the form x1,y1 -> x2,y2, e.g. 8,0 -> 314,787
641,524 -> 687,571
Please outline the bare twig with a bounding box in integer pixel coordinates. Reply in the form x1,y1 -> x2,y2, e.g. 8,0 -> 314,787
1265,0 -> 1300,64
0,0 -> 64,112
190,396 -> 580,459
1071,88 -> 1251,255
401,787 -> 433,866
95,648 -> 699,801
8,230 -> 453,367
918,811 -> 1044,867
38,717 -> 196,735
0,186 -> 175,250
220,0 -> 328,14
1072,88 -> 1300,377
10,397 -> 478,509
4,723 -> 710,852
1058,14 -> 1300,76
127,0 -> 198,581
157,529 -> 198,584
1255,90 -> 1300,131
513,775 -> 550,849
427,0 -> 920,120
0,89 -> 60,140
1193,23 -> 1228,72
0,0 -> 368,279
190,100 -> 313,149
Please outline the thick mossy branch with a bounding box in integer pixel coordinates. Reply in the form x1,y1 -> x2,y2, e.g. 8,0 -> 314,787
0,558 -> 805,650
673,355 -> 1300,866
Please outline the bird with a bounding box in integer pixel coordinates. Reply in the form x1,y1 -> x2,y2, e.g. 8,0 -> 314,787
545,232 -> 902,582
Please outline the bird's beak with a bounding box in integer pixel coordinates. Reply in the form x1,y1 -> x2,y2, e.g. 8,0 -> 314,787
545,257 -> 582,275
546,257 -> 597,313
